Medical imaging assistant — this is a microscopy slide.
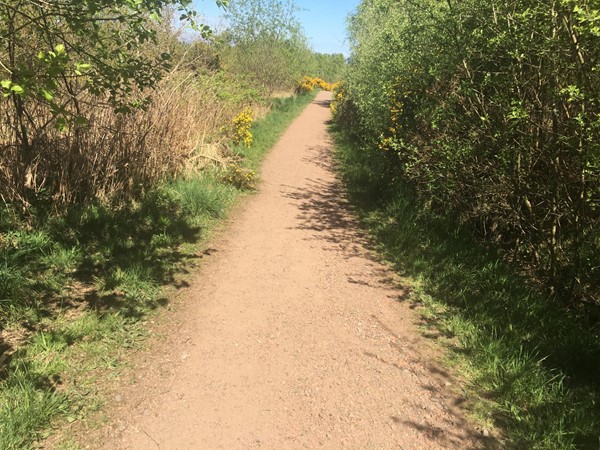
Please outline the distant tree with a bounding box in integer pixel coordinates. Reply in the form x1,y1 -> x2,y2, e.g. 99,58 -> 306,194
311,53 -> 346,82
222,0 -> 312,93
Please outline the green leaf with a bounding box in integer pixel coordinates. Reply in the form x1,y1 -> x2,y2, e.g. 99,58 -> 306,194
40,89 -> 53,101
0,80 -> 11,89
55,116 -> 67,132
10,84 -> 24,94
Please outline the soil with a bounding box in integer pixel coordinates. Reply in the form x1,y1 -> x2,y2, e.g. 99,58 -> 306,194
83,91 -> 489,449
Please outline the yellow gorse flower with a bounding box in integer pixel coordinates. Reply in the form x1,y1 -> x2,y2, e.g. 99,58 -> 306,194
231,107 -> 254,148
296,76 -> 334,94
223,163 -> 256,190
378,76 -> 408,151
329,81 -> 346,118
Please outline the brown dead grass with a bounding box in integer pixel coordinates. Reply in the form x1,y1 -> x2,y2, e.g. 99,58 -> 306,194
0,69 -> 261,208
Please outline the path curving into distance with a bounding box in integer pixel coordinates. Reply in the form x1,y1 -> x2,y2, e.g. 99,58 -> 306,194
94,91 -> 486,449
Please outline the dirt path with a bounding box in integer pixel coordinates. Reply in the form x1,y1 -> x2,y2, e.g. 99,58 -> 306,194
94,91 -> 484,449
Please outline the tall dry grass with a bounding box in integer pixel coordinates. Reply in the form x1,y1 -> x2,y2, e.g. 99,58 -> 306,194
0,67 -> 255,209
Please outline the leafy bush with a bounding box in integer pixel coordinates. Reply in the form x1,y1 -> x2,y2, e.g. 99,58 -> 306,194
221,0 -> 314,94
341,0 -> 600,308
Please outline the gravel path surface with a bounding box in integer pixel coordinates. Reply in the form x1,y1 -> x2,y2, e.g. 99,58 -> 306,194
95,91 -> 484,449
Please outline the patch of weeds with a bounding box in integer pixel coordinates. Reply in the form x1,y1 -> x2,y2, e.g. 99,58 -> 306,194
0,342 -> 69,449
331,125 -> 600,449
167,171 -> 237,224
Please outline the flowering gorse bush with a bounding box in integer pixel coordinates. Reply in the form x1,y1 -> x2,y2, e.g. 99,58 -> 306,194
296,77 -> 315,94
295,76 -> 333,94
329,81 -> 344,117
231,107 -> 254,147
329,81 -> 356,129
378,77 -> 412,152
222,162 -> 256,190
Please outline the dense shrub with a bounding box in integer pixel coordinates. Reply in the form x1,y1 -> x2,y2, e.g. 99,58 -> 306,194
338,0 -> 600,308
295,76 -> 333,94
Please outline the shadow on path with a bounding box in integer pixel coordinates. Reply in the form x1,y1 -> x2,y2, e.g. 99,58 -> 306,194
279,133 -> 500,449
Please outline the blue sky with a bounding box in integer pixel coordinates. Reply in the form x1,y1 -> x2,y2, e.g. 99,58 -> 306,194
194,0 -> 361,56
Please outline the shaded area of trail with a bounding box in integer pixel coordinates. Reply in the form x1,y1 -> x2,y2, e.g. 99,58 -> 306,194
95,92 -> 489,449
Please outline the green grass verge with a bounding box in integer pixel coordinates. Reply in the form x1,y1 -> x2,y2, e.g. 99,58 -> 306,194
330,125 -> 600,450
0,92 -> 316,450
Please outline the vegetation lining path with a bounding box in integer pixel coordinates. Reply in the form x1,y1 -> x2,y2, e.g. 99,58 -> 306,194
89,92 -> 485,449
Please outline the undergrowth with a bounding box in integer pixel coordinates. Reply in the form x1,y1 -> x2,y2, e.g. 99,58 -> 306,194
331,125 -> 600,449
0,92 -> 316,450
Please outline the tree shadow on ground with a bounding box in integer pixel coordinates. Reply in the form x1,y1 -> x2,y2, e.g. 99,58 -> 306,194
281,171 -> 405,299
365,314 -> 499,449
0,187 -> 213,380
289,141 -> 415,301
398,418 -> 500,449
52,192 -> 202,318
313,98 -> 332,109
279,136 -> 500,448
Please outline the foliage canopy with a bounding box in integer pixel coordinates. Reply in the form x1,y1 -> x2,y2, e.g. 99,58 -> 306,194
221,0 -> 313,92
339,0 -> 600,308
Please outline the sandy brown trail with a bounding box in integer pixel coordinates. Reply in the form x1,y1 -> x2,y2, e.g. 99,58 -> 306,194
96,91 -> 484,449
